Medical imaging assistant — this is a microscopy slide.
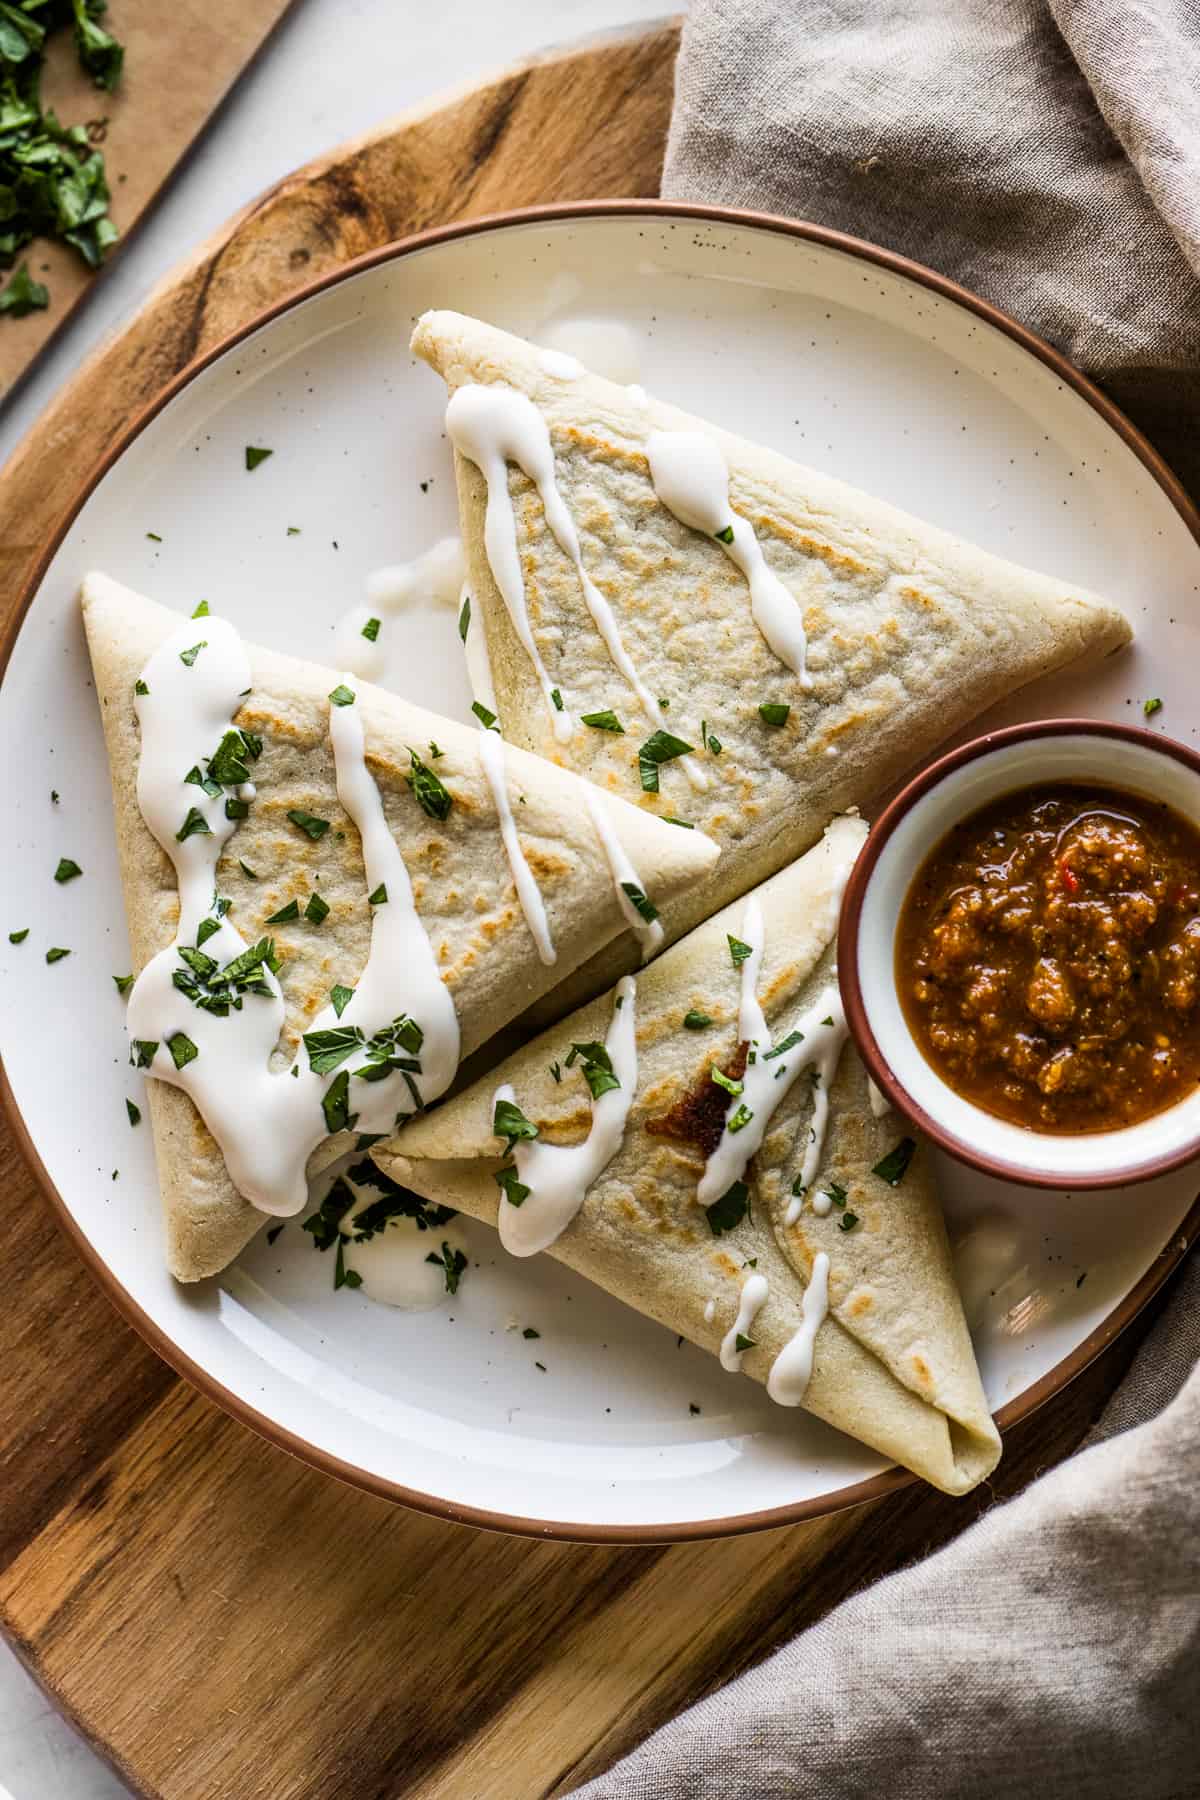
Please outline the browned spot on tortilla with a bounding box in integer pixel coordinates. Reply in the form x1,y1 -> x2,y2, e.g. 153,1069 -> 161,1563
898,584 -> 941,612
848,1290 -> 874,1318
911,1352 -> 933,1392
750,513 -> 870,577
713,1250 -> 741,1280
647,1041 -> 749,1157
524,843 -> 570,882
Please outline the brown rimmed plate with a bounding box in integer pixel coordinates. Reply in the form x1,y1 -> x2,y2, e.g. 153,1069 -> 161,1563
1,202 -> 1197,1542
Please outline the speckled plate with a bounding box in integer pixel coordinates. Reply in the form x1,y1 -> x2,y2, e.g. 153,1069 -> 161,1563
2,204 -> 1198,1540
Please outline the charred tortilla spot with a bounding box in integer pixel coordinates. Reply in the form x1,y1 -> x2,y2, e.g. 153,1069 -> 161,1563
647,1041 -> 750,1157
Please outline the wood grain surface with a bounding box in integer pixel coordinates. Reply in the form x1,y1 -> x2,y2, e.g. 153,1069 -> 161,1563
0,21 -> 1183,1799
0,0 -> 300,402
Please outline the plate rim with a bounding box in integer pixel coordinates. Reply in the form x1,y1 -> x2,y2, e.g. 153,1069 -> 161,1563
1,196 -> 1196,1545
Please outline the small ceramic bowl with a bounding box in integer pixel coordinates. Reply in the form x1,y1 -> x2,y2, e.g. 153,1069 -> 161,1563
838,719 -> 1200,1189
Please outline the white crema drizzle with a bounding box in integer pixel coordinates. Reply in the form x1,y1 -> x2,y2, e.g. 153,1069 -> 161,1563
476,724 -> 556,966
495,975 -> 637,1257
445,383 -> 707,790
645,430 -> 812,688
583,785 -> 664,960
696,894 -> 849,1217
766,1251 -> 829,1406
719,1273 -> 769,1373
126,619 -> 459,1217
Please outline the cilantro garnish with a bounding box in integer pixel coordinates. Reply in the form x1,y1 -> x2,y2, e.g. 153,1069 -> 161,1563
125,1098 -> 140,1127
238,860 -> 257,880
710,1065 -> 743,1097
287,809 -> 330,840
759,702 -> 790,727
682,1008 -> 712,1029
494,1097 -> 538,1150
303,1024 -> 363,1076
368,883 -> 388,906
550,687 -> 564,711
328,684 -> 355,708
472,700 -> 499,731
9,928 -> 29,944
45,945 -> 69,963
361,617 -> 380,642
265,899 -> 300,924
872,1137 -> 916,1185
714,524 -> 735,545
330,984 -> 354,1018
727,934 -> 752,966
192,600 -> 210,619
1144,697 -> 1163,718
305,892 -> 330,925
134,679 -> 149,696
494,1164 -> 530,1207
581,709 -> 624,733
734,1333 -> 756,1352
0,263 -> 46,316
321,1070 -> 357,1135
727,1103 -> 754,1133
637,729 -> 694,793
178,642 -> 206,667
705,1180 -> 749,1236
763,1029 -> 804,1060
130,1039 -> 156,1068
167,1031 -> 198,1069
620,881 -> 659,925
839,1212 -> 860,1232
458,593 -> 470,642
405,747 -> 452,821
245,446 -> 273,471
425,1240 -> 468,1294
566,1040 -> 620,1100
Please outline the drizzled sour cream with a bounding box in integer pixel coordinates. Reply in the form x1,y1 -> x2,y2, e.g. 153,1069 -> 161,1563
127,616 -> 459,1218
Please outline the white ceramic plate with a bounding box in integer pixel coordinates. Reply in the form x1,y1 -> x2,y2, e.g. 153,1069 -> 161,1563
3,205 -> 1198,1540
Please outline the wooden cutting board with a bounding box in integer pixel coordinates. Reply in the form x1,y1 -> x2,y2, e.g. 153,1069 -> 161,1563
0,21 -> 1181,1799
0,0 -> 299,402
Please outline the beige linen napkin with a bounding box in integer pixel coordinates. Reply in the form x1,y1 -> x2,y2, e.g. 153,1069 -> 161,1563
571,2 -> 1200,1790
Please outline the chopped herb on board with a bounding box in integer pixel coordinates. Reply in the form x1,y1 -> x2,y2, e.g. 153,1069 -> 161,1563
0,263 -> 46,315
245,446 -> 273,471
0,8 -> 123,319
705,1180 -> 749,1236
872,1137 -> 916,1185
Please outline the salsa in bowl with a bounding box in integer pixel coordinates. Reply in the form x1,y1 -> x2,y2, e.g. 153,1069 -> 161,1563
839,721 -> 1200,1189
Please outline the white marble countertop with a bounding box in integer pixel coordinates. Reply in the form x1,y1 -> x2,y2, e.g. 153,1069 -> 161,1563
0,0 -> 662,1792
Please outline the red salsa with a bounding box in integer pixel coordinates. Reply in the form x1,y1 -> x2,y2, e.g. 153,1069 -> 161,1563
897,784 -> 1200,1132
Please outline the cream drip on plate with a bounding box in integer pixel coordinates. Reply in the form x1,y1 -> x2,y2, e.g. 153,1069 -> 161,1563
446,383 -> 706,788
126,618 -> 459,1218
335,537 -> 465,680
495,975 -> 637,1257
645,429 -> 812,687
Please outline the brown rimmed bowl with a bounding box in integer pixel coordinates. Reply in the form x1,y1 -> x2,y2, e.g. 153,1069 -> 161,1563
839,719 -> 1200,1190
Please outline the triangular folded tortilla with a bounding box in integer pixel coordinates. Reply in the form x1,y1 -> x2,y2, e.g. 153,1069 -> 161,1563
378,817 -> 1001,1495
412,308 -> 1130,1009
82,573 -> 718,1282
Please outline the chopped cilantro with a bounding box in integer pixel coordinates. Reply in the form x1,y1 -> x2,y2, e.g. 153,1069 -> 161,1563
0,262 -> 47,316
287,809 -> 330,840
167,1031 -> 198,1069
45,945 -> 70,963
328,684 -> 355,708
367,883 -> 388,906
265,899 -> 300,924
114,972 -> 135,995
321,1070 -> 356,1135
53,857 -> 82,883
125,1098 -> 140,1127
9,928 -> 29,945
238,859 -> 257,880
727,1103 -> 754,1133
566,1040 -> 620,1100
734,1333 -> 756,1352
303,1023 -> 364,1076
245,446 -> 273,471
405,747 -> 452,821
330,984 -> 354,1018
550,687 -> 564,711
682,1009 -> 712,1029
759,702 -> 790,727
361,617 -> 381,642
838,1211 -> 860,1232
130,1040 -> 157,1068
872,1137 -> 916,1185
620,881 -> 659,925
727,934 -> 752,967
705,1180 -> 749,1236
134,679 -> 149,696
458,593 -> 470,641
304,892 -> 330,925
494,1097 -> 538,1149
425,1241 -> 468,1295
471,700 -> 499,731
714,524 -> 735,544
1144,697 -> 1163,718
494,1164 -> 530,1207
763,1029 -> 804,1061
178,642 -> 206,667
192,600 -> 210,619
581,709 -> 624,733
637,729 -> 694,793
